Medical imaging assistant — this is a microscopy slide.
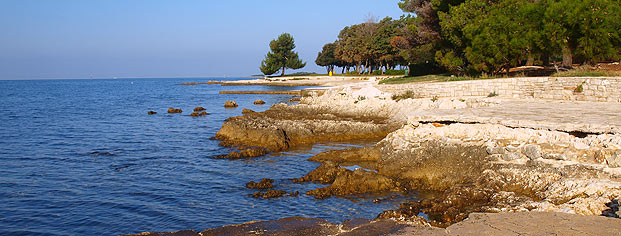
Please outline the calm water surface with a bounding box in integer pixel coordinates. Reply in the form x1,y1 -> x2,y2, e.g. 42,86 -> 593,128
0,78 -> 415,235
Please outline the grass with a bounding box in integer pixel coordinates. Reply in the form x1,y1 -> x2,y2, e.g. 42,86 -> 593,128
391,90 -> 416,101
379,73 -> 496,84
551,66 -> 620,77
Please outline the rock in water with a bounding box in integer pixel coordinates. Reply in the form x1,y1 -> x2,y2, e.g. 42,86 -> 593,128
246,178 -> 274,189
251,190 -> 287,199
167,107 -> 182,113
190,111 -> 209,117
254,99 -> 266,105
147,111 -> 157,115
224,101 -> 238,108
193,107 -> 206,112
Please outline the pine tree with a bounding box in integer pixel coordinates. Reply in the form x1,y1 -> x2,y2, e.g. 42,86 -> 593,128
260,33 -> 306,76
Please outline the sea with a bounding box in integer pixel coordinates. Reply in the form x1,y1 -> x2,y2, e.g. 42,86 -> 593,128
0,78 -> 416,235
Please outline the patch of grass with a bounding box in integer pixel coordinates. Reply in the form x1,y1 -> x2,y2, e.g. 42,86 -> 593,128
379,73 -> 497,84
391,90 -> 416,101
487,91 -> 499,97
551,66 -> 620,77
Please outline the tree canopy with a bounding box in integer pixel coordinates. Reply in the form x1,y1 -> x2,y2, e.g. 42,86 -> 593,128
315,0 -> 620,76
260,33 -> 306,76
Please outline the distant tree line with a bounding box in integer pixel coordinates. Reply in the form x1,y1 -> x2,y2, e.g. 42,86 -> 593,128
316,0 -> 621,76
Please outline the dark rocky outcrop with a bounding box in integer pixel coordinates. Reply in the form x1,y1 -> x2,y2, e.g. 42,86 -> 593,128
224,101 -> 238,108
254,99 -> 266,105
190,111 -> 209,117
167,107 -> 182,113
246,178 -> 274,189
251,190 -> 287,199
147,111 -> 157,115
200,217 -> 339,236
193,107 -> 206,112
212,148 -> 269,160
122,230 -> 199,236
241,108 -> 255,115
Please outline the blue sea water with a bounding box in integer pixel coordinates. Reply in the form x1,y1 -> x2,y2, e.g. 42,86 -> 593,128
0,78 -> 415,235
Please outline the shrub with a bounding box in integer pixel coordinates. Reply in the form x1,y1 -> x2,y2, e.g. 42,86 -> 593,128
391,90 -> 416,101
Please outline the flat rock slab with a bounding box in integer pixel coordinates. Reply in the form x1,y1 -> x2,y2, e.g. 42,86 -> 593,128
393,212 -> 621,236
411,99 -> 621,134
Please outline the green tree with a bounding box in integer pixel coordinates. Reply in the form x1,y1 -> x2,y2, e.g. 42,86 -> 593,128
315,43 -> 338,74
260,33 -> 306,76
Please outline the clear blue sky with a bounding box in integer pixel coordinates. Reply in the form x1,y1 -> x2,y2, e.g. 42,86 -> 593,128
0,0 -> 407,79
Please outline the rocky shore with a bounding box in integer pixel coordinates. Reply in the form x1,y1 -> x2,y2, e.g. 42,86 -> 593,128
128,77 -> 621,235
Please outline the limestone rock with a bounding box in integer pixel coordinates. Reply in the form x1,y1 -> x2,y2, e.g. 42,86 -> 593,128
608,152 -> 621,168
147,111 -> 157,115
522,144 -> 541,160
193,107 -> 206,112
224,101 -> 238,108
254,99 -> 266,105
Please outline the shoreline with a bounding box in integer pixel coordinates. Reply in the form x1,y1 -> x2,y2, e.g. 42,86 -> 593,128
128,76 -> 621,235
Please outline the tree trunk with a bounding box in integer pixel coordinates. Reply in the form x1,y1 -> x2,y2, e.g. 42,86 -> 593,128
542,53 -> 550,68
562,46 -> 573,68
526,55 -> 534,66
281,66 -> 286,76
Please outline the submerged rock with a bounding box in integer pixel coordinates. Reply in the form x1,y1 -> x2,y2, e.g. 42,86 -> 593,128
251,190 -> 287,199
167,107 -> 182,113
224,101 -> 238,108
147,111 -> 157,115
193,107 -> 206,112
254,99 -> 266,105
246,178 -> 274,189
200,217 -> 339,236
212,148 -> 269,160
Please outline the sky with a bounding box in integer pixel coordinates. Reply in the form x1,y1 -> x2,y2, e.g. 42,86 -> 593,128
0,0 -> 407,79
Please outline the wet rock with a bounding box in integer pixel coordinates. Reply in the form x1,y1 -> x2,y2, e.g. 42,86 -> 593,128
90,151 -> 115,156
246,178 -> 274,189
190,111 -> 209,117
212,148 -> 269,160
254,99 -> 266,105
224,101 -> 238,108
121,230 -> 199,236
289,97 -> 302,102
306,168 -> 398,199
193,107 -> 206,112
147,111 -> 157,115
522,144 -> 542,160
167,107 -> 182,113
607,152 -> 621,168
200,217 -> 339,236
293,161 -> 346,184
251,190 -> 287,199
241,108 -> 255,114
288,191 -> 299,197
